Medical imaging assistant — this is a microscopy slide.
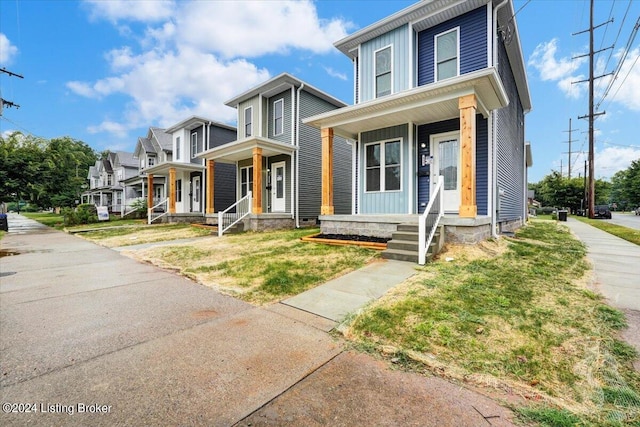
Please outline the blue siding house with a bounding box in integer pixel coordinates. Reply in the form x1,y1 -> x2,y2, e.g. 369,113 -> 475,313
304,0 -> 532,247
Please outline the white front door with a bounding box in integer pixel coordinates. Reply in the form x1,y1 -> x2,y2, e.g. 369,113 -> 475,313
431,132 -> 461,213
192,176 -> 201,212
271,161 -> 286,212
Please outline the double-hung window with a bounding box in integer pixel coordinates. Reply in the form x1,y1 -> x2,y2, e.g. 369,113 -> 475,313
273,99 -> 283,136
241,166 -> 253,198
176,179 -> 182,202
435,28 -> 459,81
365,140 -> 401,192
375,46 -> 392,98
147,156 -> 155,167
175,136 -> 181,160
244,107 -> 252,138
191,132 -> 198,158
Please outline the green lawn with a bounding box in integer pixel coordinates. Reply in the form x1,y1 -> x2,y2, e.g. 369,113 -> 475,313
21,212 -> 65,228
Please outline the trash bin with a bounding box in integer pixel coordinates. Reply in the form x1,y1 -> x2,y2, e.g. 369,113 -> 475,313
0,214 -> 7,231
558,210 -> 568,222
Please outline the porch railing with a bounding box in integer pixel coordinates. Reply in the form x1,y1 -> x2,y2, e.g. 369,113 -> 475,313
218,191 -> 252,237
121,198 -> 145,218
418,175 -> 444,265
148,198 -> 168,224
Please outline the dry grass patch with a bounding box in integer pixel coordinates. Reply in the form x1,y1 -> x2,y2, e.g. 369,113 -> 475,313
125,228 -> 378,304
79,223 -> 212,247
344,220 -> 640,426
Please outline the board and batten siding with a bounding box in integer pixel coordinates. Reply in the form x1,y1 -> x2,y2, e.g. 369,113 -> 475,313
267,90 -> 293,143
238,97 -> 260,138
416,116 -> 488,215
417,5 -> 488,86
496,36 -> 525,222
360,26 -> 410,103
298,90 -> 351,218
359,124 -> 409,214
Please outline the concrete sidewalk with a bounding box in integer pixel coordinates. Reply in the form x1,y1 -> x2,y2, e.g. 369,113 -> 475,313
564,218 -> 640,370
0,213 -> 517,426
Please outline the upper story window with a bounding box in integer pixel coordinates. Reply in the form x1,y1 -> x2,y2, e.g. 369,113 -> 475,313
107,174 -> 113,186
375,46 -> 392,98
191,132 -> 198,158
365,139 -> 401,192
273,99 -> 284,136
176,136 -> 181,160
435,28 -> 459,81
148,156 -> 155,167
244,107 -> 252,138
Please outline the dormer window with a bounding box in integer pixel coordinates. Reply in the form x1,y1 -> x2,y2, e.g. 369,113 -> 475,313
273,99 -> 284,136
435,28 -> 459,81
375,46 -> 392,98
245,107 -> 252,138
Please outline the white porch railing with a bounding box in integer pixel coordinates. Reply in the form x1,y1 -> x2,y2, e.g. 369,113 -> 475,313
218,191 -> 252,237
148,198 -> 168,224
121,198 -> 145,218
418,176 -> 444,265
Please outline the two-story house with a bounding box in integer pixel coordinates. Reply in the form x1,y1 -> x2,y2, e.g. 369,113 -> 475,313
140,116 -> 237,223
198,73 -> 352,233
82,151 -> 138,214
304,0 -> 532,257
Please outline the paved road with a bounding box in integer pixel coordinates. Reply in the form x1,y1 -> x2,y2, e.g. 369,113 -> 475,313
0,214 -> 516,426
609,212 -> 640,230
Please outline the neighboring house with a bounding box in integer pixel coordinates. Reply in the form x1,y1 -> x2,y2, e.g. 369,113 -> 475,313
82,151 -> 138,214
139,117 -> 237,223
304,0 -> 532,249
198,73 -> 351,232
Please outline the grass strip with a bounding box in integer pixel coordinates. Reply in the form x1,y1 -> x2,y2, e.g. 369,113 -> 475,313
575,216 -> 640,246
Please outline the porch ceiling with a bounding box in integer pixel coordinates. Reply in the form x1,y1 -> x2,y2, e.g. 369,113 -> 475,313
303,68 -> 508,140
198,136 -> 297,164
144,162 -> 205,175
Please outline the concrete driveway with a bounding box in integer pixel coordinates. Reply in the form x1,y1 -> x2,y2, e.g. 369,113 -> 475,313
0,214 -> 516,426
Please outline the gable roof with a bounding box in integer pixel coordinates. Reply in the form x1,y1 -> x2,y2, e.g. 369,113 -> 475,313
149,127 -> 172,152
114,151 -> 137,168
225,73 -> 346,109
165,116 -> 236,134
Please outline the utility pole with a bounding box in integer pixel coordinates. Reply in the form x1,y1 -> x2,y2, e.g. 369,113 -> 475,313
0,67 -> 24,115
573,0 -> 611,218
562,118 -> 579,179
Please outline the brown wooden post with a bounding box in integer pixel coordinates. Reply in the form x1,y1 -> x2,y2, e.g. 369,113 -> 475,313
252,147 -> 262,214
321,127 -> 334,215
169,167 -> 176,214
147,174 -> 154,210
206,159 -> 215,214
458,94 -> 477,218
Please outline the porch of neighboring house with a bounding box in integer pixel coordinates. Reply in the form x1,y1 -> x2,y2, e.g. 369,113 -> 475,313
119,175 -> 166,218
142,163 -> 207,224
82,189 -> 113,211
305,70 -> 517,262
198,136 -> 298,234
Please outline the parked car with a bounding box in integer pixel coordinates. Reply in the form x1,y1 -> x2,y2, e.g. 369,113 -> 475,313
593,205 -> 612,219
634,207 -> 640,215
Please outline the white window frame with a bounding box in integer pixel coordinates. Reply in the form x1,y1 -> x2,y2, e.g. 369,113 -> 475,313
374,44 -> 393,98
364,138 -> 403,193
191,132 -> 198,158
434,27 -> 460,81
175,136 -> 181,160
240,165 -> 253,198
244,106 -> 253,138
273,98 -> 284,136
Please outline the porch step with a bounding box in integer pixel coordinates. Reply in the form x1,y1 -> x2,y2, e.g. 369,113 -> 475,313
381,223 -> 443,264
381,248 -> 419,263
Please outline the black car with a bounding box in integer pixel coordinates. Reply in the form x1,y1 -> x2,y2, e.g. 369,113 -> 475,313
593,205 -> 612,219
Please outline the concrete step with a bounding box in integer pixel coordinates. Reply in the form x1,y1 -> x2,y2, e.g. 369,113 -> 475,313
381,248 -> 419,263
386,239 -> 420,252
390,231 -> 419,242
396,223 -> 419,233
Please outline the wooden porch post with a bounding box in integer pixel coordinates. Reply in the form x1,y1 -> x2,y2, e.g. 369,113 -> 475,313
206,159 -> 215,214
169,167 -> 176,214
321,127 -> 334,215
459,94 -> 477,218
252,147 -> 263,214
147,174 -> 154,210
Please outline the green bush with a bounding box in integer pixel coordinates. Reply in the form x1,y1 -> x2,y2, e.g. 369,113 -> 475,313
63,204 -> 99,226
536,206 -> 556,215
129,199 -> 147,219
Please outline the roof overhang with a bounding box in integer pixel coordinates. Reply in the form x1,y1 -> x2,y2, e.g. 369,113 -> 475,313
198,136 -> 297,164
144,162 -> 205,175
303,67 -> 508,140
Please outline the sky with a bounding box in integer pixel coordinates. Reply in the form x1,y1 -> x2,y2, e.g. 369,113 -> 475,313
1,0 -> 639,184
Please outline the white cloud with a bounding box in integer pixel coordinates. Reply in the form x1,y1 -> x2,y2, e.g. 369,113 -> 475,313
323,66 -> 347,81
595,145 -> 640,178
528,38 -> 587,99
174,1 -> 352,58
600,47 -> 640,111
0,33 -> 18,65
83,0 -> 176,23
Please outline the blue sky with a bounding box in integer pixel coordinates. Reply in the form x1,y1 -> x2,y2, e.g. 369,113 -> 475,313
1,0 -> 638,183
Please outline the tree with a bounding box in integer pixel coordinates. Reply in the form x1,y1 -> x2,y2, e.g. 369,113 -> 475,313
530,171 -> 610,213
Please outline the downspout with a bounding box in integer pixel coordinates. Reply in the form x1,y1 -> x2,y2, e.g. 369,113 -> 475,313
295,83 -> 304,228
491,0 -> 508,239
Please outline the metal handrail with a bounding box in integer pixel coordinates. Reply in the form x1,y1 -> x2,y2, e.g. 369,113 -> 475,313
148,198 -> 168,224
218,191 -> 252,237
418,176 -> 444,265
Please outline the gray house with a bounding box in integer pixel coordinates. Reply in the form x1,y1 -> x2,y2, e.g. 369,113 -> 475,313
199,73 -> 351,232
304,0 -> 532,261
82,151 -> 138,214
